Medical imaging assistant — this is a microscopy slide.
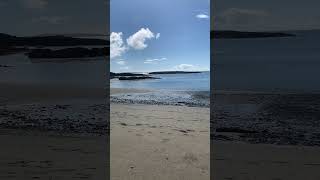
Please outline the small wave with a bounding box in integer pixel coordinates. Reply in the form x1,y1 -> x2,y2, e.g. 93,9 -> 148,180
111,90 -> 210,107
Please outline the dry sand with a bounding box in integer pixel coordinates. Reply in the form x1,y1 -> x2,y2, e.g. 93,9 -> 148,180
110,103 -> 210,180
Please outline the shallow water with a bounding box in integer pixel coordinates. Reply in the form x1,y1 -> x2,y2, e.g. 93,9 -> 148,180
110,72 -> 210,106
111,71 -> 210,91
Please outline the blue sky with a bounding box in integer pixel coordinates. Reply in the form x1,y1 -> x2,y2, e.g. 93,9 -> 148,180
110,0 -> 210,72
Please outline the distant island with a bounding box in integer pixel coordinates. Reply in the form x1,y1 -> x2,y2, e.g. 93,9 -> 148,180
110,71 -> 203,81
111,72 -> 159,80
211,30 -> 296,39
27,47 -> 108,59
0,33 -> 108,47
0,33 -> 109,60
149,71 -> 201,74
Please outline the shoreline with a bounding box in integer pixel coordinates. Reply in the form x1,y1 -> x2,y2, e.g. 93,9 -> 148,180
0,81 -> 109,136
111,87 -> 210,108
111,87 -> 152,95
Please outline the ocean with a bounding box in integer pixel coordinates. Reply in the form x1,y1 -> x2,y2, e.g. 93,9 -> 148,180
213,30 -> 320,93
110,72 -> 210,107
212,30 -> 320,146
0,53 -> 107,88
111,71 -> 210,91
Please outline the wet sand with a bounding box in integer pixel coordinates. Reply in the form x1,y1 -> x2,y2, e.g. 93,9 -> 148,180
212,92 -> 320,146
110,88 -> 151,95
0,131 -> 108,180
212,141 -> 320,180
211,91 -> 320,180
0,82 -> 108,179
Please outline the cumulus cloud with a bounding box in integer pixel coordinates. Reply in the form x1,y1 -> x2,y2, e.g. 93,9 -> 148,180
110,28 -> 159,59
110,32 -> 127,59
144,57 -> 167,64
127,28 -> 157,50
22,0 -> 48,9
196,14 -> 209,19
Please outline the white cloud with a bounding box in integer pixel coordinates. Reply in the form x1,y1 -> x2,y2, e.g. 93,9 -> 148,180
196,14 -> 209,19
144,57 -> 167,64
110,32 -> 127,59
111,28 -> 159,59
156,33 -> 160,39
116,60 -> 126,65
127,28 -> 156,50
22,0 -> 48,9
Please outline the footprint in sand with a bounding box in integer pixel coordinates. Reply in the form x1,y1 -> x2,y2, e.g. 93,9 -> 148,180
183,152 -> 198,164
161,138 -> 170,143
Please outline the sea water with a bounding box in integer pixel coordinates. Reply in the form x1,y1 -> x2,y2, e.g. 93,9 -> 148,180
110,72 -> 210,107
213,30 -> 320,92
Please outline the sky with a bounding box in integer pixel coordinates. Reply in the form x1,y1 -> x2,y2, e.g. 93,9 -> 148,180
110,0 -> 210,72
212,0 -> 320,31
0,0 -> 108,36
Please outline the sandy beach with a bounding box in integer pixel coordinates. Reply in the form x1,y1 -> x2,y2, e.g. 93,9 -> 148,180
0,82 -> 109,179
110,88 -> 210,180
